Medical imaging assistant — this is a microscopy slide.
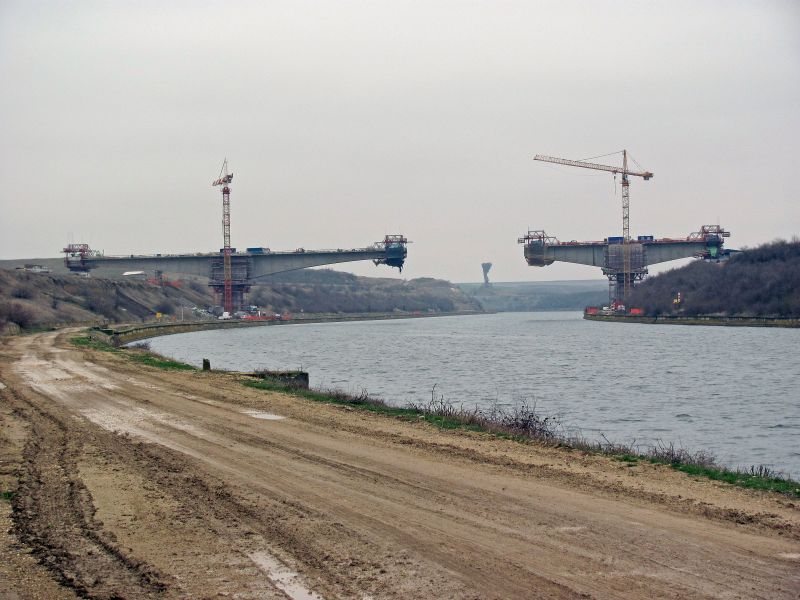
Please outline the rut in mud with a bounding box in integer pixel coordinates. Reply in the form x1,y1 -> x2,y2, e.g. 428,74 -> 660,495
8,379 -> 168,598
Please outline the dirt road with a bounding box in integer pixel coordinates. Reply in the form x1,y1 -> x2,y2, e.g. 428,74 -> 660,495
1,330 -> 798,599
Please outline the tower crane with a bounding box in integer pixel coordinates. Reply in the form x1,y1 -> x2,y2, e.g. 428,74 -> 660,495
212,159 -> 234,314
533,150 -> 653,303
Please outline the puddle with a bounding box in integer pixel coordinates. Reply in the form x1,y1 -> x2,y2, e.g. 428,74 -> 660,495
776,552 -> 800,560
248,551 -> 322,600
243,410 -> 286,421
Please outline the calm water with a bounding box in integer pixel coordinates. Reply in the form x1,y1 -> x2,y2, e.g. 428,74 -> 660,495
145,312 -> 800,477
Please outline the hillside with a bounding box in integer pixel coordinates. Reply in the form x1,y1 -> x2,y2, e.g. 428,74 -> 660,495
0,267 -> 481,333
459,280 -> 608,312
627,238 -> 800,317
0,269 -> 213,334
253,271 -> 479,314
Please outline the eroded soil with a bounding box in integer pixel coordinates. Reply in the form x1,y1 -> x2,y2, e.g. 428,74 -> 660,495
0,330 -> 798,599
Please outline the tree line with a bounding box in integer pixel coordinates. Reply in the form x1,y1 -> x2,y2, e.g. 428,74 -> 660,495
627,238 -> 800,317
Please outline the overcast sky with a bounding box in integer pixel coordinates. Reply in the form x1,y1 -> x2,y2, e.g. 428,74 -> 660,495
1,1 -> 798,282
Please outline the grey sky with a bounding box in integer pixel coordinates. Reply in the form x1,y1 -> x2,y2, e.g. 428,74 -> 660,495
1,1 -> 798,282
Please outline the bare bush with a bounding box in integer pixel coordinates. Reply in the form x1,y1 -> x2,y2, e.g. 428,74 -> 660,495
154,300 -> 176,315
628,239 -> 800,317
86,296 -> 118,319
11,286 -> 36,300
746,465 -> 780,479
648,441 -> 716,467
406,387 -> 564,442
0,301 -> 36,329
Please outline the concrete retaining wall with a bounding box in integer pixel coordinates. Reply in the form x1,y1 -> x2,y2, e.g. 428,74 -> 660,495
102,320 -> 275,345
100,310 -> 489,345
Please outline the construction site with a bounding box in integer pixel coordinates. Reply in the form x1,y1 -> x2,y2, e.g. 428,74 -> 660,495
519,150 -> 732,311
61,160 -> 409,316
55,152 -> 736,320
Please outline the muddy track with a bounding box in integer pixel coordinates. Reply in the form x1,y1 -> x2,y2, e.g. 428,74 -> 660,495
1,330 -> 799,599
9,386 -> 168,598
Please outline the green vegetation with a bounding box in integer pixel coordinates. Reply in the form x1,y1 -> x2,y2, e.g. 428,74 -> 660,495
607,446 -> 800,496
72,334 -> 116,351
671,463 -> 798,495
241,379 -> 481,431
629,238 -> 800,317
612,454 -> 640,466
245,377 -> 799,497
1,491 -> 14,501
71,334 -> 195,371
127,353 -> 196,371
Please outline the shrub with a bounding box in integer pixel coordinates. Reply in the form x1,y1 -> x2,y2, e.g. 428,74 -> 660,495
628,239 -> 800,317
11,286 -> 36,300
0,302 -> 36,328
154,300 -> 176,315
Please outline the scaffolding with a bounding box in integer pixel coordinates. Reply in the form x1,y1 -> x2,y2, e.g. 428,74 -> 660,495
209,254 -> 251,313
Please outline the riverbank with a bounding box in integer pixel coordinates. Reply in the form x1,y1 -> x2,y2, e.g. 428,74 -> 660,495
93,309 -> 489,345
144,310 -> 800,477
1,328 -> 799,598
584,313 -> 800,327
76,330 -> 800,498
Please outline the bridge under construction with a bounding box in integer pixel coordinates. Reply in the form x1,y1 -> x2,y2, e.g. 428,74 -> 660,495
518,225 -> 730,303
524,150 -> 732,306
63,238 -> 408,313
62,160 -> 408,313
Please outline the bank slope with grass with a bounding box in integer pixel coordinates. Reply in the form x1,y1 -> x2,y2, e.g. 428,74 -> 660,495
76,329 -> 800,498
627,238 -> 800,317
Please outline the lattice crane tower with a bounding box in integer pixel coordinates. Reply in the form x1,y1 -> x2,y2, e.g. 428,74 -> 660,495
533,150 -> 652,303
212,159 -> 234,313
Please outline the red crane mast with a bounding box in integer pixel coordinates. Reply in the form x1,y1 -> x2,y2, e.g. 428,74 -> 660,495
212,159 -> 234,314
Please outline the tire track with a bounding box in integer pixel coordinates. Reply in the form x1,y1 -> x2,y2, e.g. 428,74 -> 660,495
7,386 -> 169,599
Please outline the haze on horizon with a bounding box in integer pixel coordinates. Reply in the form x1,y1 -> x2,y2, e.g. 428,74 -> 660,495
1,1 -> 798,283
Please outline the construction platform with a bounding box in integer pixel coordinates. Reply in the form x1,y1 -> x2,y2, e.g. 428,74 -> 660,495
63,236 -> 408,312
518,225 -> 731,302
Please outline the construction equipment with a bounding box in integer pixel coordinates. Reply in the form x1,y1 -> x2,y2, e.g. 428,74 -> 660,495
212,159 -> 234,313
534,151 -> 653,303
372,235 -> 409,271
63,243 -> 102,274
